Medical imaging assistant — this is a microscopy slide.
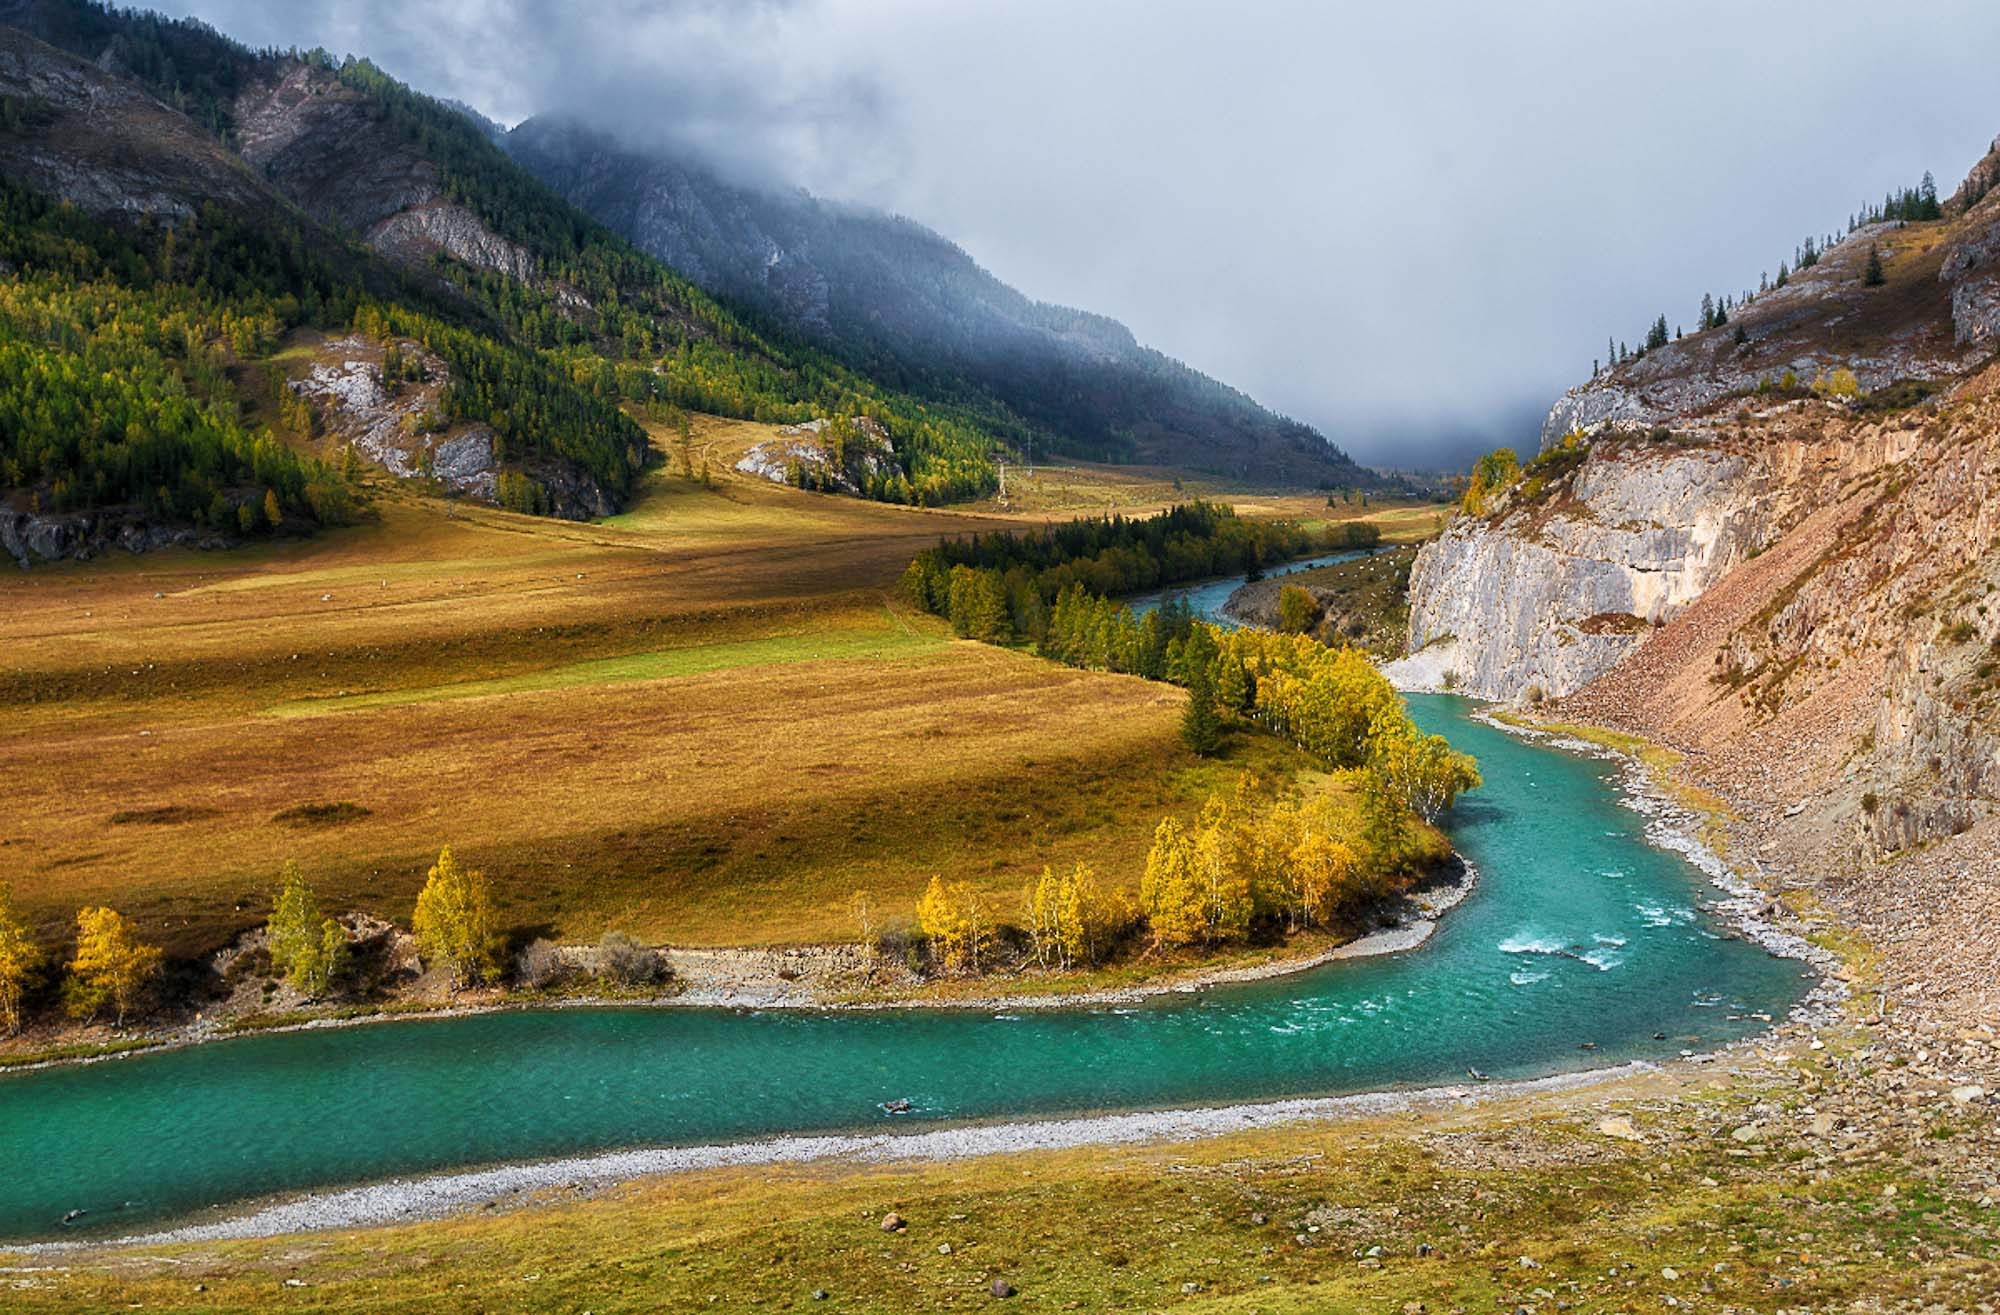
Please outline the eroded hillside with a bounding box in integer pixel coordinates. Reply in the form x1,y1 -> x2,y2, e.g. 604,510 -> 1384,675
1395,142 -> 2000,1027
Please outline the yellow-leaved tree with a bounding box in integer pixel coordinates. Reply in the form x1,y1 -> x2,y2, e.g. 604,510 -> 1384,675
916,875 -> 990,974
1371,723 -> 1483,822
1026,867 -> 1063,968
1286,825 -> 1362,930
1141,816 -> 1208,947
66,906 -> 162,1025
268,861 -> 350,997
412,845 -> 501,989
1190,795 -> 1257,944
1054,861 -> 1129,968
0,885 -> 42,1035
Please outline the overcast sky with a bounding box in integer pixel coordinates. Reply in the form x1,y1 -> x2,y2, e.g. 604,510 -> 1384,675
157,0 -> 2000,468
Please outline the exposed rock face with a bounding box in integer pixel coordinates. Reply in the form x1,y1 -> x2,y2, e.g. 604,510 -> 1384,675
290,336 -> 496,500
1398,443 -> 1772,700
734,417 -> 900,495
3,505 -> 221,569
0,26 -> 270,221
233,63 -> 543,285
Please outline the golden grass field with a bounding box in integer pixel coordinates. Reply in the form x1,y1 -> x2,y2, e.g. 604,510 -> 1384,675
0,418 -> 1433,959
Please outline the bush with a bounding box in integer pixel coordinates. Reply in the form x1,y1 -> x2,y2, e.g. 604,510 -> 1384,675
594,930 -> 660,986
1276,584 -> 1323,635
513,937 -> 567,989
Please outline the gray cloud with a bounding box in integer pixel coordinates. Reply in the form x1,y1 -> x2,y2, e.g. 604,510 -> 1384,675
157,0 -> 2000,468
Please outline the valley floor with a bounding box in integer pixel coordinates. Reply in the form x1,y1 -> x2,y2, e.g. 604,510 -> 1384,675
4,424 -> 1994,1311
0,417 -> 1431,1053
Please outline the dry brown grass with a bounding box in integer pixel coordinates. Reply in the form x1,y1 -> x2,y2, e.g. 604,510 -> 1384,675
0,418 -> 1364,958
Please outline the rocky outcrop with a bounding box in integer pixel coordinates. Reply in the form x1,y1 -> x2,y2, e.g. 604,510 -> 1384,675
291,336 -> 497,503
3,505 -> 223,568
1397,441 -> 1786,700
0,26 -> 271,222
735,417 -> 902,496
1539,217 -> 1993,450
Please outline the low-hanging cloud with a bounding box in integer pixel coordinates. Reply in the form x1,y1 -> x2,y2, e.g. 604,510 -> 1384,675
155,0 -> 2000,469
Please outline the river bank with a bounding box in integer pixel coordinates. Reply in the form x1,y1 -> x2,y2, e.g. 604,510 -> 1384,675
0,855 -> 1480,1077
21,1060 -> 1642,1251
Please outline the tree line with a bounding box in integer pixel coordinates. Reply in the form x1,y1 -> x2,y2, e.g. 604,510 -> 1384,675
911,756 -> 1465,977
901,502 -> 1385,643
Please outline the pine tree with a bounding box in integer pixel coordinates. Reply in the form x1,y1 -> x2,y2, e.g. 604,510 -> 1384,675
1864,244 -> 1885,286
1181,660 -> 1225,757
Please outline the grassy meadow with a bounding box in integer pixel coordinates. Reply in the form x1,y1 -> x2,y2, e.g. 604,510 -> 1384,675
0,417 -> 1431,959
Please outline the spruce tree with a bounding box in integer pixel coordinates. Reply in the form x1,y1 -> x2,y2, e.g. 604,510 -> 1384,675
1180,662 -> 1224,757
1864,244 -> 1885,286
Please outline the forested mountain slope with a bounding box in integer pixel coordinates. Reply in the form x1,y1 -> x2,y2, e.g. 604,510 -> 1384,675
506,115 -> 1374,488
0,0 -> 1019,565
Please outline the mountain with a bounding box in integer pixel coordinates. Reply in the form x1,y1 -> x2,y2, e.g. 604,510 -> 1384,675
1388,135 -> 2000,1021
0,0 -> 1028,566
505,116 -> 1373,488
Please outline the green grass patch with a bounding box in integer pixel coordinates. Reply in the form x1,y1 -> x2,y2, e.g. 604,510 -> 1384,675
261,617 -> 944,718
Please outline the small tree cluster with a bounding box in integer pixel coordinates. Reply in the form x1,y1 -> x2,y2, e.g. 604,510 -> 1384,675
1811,367 -> 1863,401
916,875 -> 992,974
1276,584 -> 1323,635
1460,448 -> 1520,516
1368,722 -> 1483,823
1141,777 -> 1410,946
1025,863 -> 1132,969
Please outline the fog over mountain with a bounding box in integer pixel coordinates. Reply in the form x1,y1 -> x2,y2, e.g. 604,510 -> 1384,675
154,0 -> 2000,470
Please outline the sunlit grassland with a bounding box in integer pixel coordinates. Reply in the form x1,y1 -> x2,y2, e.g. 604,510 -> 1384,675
0,417 -> 1402,958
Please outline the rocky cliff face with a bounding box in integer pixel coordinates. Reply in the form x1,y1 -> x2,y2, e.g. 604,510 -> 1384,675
233,62 -> 541,287
1397,442 -> 1771,700
1400,143 -> 2000,865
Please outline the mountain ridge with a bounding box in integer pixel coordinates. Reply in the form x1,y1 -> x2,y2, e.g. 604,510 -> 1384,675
505,114 -> 1373,487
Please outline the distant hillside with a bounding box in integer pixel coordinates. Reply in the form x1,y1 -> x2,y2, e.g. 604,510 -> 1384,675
0,0 -> 1036,566
506,116 -> 1374,488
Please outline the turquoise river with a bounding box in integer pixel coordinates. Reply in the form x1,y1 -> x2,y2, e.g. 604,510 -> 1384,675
0,695 -> 1810,1242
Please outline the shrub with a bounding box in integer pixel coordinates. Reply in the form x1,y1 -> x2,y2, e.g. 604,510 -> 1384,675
513,937 -> 567,989
594,931 -> 661,986
1276,584 -> 1323,635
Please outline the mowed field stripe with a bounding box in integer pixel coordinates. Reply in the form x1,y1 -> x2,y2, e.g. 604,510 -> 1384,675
261,620 -> 944,718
